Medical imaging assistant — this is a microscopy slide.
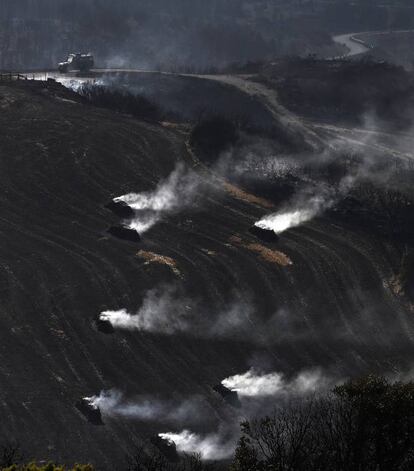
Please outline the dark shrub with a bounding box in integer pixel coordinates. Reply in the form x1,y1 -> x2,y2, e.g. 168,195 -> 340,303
0,441 -> 22,468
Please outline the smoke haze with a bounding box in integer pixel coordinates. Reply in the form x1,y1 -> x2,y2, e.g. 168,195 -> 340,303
85,390 -> 207,424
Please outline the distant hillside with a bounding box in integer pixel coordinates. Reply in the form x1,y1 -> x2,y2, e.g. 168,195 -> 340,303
0,0 -> 346,71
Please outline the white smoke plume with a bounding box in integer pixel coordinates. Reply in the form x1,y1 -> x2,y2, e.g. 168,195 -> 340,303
100,285 -> 331,346
254,170 -> 356,235
100,285 -> 193,335
222,368 -> 334,397
242,127 -> 392,237
114,164 -> 201,234
100,285 -> 256,340
85,390 -> 205,423
158,430 -> 234,461
255,194 -> 332,234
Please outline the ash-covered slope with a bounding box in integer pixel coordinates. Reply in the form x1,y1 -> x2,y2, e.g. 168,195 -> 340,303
0,80 -> 412,468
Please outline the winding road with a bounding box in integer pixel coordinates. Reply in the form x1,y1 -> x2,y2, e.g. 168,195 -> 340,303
332,29 -> 414,58
333,32 -> 372,57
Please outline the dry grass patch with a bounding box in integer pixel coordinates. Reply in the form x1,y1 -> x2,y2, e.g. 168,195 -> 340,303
185,139 -> 272,209
223,182 -> 273,208
387,276 -> 414,312
137,250 -> 181,276
389,275 -> 404,297
229,235 -> 292,267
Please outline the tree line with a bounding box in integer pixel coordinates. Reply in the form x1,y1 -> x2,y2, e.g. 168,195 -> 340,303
3,376 -> 414,471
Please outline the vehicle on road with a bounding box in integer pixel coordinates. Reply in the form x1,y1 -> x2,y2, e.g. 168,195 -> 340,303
58,53 -> 94,73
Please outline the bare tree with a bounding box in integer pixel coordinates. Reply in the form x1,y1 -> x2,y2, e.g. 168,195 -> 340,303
232,377 -> 414,471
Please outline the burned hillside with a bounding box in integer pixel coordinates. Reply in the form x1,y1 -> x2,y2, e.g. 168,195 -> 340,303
0,69 -> 413,468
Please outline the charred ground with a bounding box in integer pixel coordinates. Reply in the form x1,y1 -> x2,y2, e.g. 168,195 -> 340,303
0,66 -> 414,468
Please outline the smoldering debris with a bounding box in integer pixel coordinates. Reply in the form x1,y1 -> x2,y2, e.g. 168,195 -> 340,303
105,200 -> 134,219
113,164 -> 203,235
94,314 -> 115,334
76,398 -> 104,426
213,384 -> 241,409
108,224 -> 141,242
248,224 -> 280,243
